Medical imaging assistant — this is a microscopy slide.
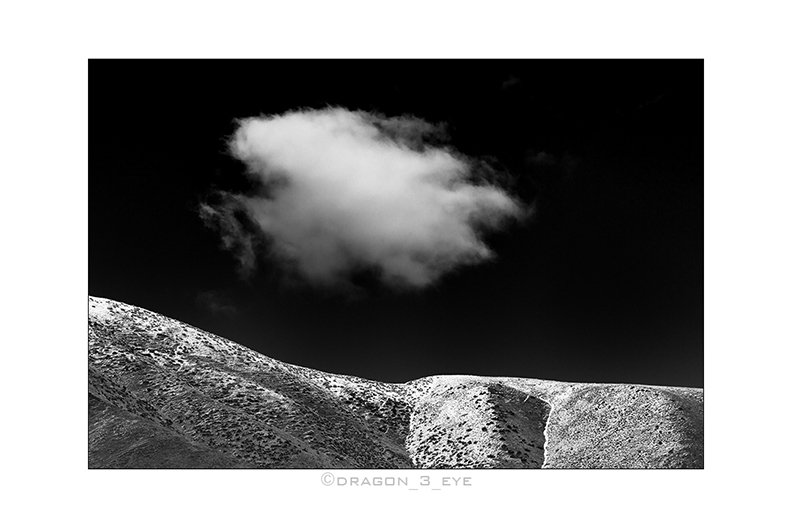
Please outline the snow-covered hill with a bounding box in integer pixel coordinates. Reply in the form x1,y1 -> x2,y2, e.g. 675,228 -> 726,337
88,296 -> 703,468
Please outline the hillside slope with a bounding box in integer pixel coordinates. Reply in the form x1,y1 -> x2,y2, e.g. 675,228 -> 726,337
88,297 -> 703,469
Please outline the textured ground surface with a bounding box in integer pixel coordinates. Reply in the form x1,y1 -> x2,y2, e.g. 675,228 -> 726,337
88,296 -> 703,469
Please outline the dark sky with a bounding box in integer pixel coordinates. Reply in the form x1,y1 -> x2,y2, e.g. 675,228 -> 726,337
89,59 -> 703,387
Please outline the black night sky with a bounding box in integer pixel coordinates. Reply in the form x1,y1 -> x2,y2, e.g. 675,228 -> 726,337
89,59 -> 703,387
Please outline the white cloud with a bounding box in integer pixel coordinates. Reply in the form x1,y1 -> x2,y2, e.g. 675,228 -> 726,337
201,107 -> 525,290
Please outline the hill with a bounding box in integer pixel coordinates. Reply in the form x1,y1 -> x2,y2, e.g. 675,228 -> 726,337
88,296 -> 703,468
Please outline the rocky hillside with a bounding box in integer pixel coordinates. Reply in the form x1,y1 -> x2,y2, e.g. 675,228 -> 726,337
88,297 -> 703,469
